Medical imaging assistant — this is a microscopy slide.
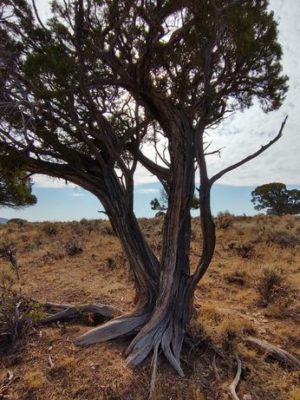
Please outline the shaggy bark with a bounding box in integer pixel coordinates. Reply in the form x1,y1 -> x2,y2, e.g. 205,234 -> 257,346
77,118 -> 201,376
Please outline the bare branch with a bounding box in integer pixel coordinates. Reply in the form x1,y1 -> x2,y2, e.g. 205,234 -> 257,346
136,150 -> 170,182
210,116 -> 288,184
31,0 -> 48,31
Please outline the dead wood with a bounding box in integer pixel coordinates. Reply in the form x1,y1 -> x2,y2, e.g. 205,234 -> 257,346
76,313 -> 149,346
229,356 -> 242,400
42,302 -> 120,323
245,336 -> 300,369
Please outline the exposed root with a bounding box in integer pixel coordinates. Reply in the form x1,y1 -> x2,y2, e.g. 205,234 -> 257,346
245,336 -> 300,369
42,302 -> 119,323
229,356 -> 242,400
76,313 -> 149,346
212,353 -> 220,381
149,343 -> 159,400
125,318 -> 185,377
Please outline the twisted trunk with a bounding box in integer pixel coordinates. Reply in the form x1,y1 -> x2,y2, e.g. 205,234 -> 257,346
77,117 -> 211,376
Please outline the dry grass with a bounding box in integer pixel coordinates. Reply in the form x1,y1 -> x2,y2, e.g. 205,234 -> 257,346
0,215 -> 299,400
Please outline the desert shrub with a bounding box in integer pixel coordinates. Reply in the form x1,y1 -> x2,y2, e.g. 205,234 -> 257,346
65,238 -> 83,256
0,273 -> 42,351
79,218 -> 96,234
7,218 -> 27,227
225,271 -> 249,286
42,223 -> 58,237
236,243 -> 255,259
100,225 -> 116,236
41,250 -> 65,264
226,241 -> 255,259
0,238 -> 20,280
216,211 -> 234,229
256,267 -> 291,307
267,231 -> 299,248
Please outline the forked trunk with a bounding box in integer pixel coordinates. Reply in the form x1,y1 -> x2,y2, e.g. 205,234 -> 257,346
77,119 -> 216,376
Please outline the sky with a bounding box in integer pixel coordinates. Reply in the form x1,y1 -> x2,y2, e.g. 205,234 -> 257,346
1,0 -> 299,221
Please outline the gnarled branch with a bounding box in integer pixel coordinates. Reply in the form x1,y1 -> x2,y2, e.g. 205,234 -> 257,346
210,116 -> 288,184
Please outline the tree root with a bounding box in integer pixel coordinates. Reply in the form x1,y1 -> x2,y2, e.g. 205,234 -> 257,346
125,318 -> 185,377
42,302 -> 120,323
42,302 -> 187,377
76,312 -> 149,346
149,343 -> 159,400
229,356 -> 242,400
245,336 -> 300,369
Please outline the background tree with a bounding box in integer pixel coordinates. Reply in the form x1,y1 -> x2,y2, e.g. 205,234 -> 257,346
0,0 -> 288,375
151,189 -> 200,217
0,167 -> 37,208
252,183 -> 300,215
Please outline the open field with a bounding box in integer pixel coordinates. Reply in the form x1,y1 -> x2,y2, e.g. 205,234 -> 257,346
0,215 -> 299,400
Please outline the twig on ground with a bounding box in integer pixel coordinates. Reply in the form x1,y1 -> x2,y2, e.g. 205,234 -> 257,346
229,356 -> 242,400
212,352 -> 220,381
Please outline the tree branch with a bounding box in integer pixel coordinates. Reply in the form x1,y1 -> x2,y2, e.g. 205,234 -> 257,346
210,116 -> 288,184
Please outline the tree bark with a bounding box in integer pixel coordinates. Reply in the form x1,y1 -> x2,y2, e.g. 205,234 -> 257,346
76,118 -> 216,376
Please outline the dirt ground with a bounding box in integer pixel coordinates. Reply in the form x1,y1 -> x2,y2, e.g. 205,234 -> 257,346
0,214 -> 299,400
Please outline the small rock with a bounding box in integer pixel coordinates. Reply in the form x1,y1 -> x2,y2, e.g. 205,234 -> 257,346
243,395 -> 252,400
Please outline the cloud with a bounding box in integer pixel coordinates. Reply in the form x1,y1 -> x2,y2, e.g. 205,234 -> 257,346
203,0 -> 300,186
136,188 -> 159,194
33,175 -> 77,188
71,191 -> 86,197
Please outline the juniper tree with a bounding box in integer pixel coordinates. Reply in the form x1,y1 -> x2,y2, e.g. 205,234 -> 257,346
252,183 -> 300,215
0,0 -> 288,374
0,169 -> 36,208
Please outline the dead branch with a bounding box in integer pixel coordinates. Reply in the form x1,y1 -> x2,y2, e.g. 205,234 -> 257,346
48,355 -> 54,369
245,336 -> 300,369
210,116 -> 288,184
229,356 -> 242,400
42,302 -> 120,323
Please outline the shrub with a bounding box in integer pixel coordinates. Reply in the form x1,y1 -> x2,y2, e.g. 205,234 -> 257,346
226,241 -> 255,259
100,225 -> 116,236
267,231 -> 299,248
236,243 -> 255,259
42,223 -> 58,236
216,211 -> 234,229
0,273 -> 40,351
65,238 -> 83,256
7,218 -> 27,227
0,239 -> 20,280
256,267 -> 290,307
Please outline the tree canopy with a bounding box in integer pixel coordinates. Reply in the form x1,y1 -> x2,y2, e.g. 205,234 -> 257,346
0,168 -> 37,208
0,0 -> 288,375
252,183 -> 300,215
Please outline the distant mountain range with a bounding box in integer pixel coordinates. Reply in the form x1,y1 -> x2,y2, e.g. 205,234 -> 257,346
0,217 -> 8,224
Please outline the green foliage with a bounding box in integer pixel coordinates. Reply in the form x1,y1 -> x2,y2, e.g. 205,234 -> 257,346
0,169 -> 37,208
251,183 -> 300,215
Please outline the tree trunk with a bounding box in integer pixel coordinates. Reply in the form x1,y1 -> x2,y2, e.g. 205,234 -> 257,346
76,120 -> 215,376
